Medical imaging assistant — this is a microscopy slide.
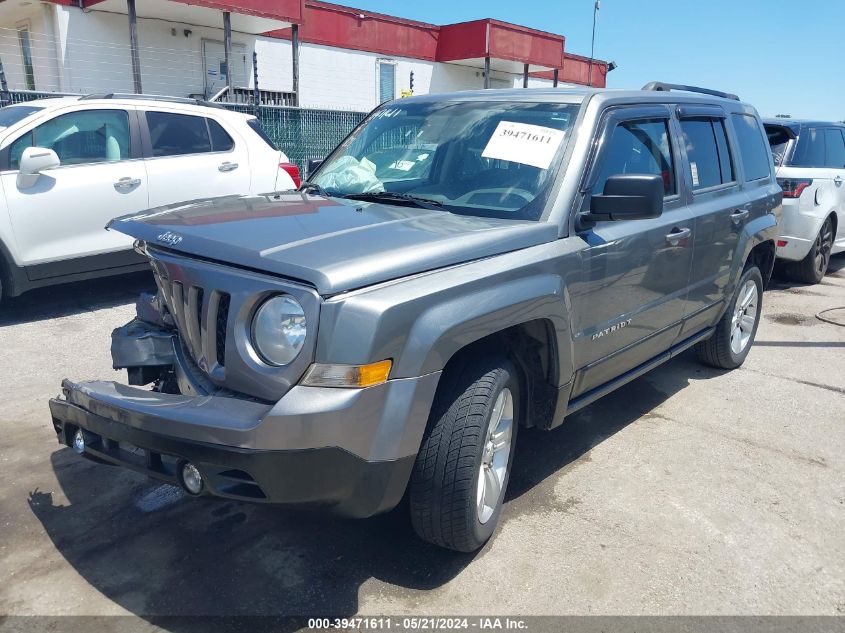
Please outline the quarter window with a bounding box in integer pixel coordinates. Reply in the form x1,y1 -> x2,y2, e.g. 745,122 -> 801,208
9,109 -> 131,169
594,118 -> 676,196
731,114 -> 771,181
679,118 -> 734,190
824,128 -> 845,169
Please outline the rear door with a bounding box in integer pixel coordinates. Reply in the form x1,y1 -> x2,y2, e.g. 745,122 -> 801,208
675,106 -> 748,335
0,106 -> 149,270
140,108 -> 250,207
568,105 -> 694,398
823,127 -> 845,250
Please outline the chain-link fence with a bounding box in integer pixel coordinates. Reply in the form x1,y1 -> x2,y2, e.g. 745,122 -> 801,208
221,103 -> 367,171
0,90 -> 367,172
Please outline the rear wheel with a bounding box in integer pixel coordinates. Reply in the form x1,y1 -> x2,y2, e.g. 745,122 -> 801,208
790,216 -> 834,284
695,265 -> 763,369
409,357 -> 518,552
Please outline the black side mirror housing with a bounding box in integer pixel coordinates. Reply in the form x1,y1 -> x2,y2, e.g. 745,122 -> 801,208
584,173 -> 664,223
307,159 -> 324,178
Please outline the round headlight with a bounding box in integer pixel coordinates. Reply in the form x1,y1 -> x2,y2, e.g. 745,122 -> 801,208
251,295 -> 306,366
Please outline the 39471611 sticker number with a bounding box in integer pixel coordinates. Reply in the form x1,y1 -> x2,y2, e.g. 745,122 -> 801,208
481,120 -> 567,170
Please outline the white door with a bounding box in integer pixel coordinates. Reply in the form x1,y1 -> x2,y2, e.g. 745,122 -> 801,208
0,107 -> 148,267
203,40 -> 248,98
824,127 -> 845,251
141,109 -> 250,207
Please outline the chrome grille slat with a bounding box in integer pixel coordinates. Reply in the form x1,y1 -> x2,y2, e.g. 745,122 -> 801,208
184,285 -> 203,361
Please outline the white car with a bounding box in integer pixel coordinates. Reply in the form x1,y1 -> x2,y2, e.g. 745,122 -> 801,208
764,119 -> 845,283
0,94 -> 299,305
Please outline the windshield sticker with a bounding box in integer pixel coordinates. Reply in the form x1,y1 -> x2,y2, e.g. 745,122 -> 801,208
389,160 -> 416,171
482,121 -> 566,169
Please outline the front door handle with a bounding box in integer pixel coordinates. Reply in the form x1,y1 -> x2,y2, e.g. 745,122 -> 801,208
731,209 -> 750,224
219,161 -> 239,172
834,175 -> 843,186
665,227 -> 691,245
114,177 -> 141,189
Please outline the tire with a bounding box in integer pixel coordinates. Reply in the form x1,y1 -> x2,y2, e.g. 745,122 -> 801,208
409,357 -> 519,552
695,265 -> 763,370
789,216 -> 834,284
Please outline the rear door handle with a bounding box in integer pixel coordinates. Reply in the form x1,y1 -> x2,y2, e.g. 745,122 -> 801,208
834,175 -> 843,186
731,209 -> 750,224
114,177 -> 141,189
665,227 -> 691,245
219,161 -> 239,172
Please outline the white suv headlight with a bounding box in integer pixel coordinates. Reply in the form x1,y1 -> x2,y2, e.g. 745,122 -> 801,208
251,295 -> 306,366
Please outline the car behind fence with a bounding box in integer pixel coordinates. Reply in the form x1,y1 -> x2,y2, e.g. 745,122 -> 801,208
1,89 -> 367,173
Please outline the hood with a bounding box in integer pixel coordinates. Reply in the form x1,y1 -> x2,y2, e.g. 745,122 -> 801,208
109,193 -> 558,295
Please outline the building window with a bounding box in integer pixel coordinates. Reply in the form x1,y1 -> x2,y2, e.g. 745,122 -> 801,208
378,61 -> 396,104
17,26 -> 35,90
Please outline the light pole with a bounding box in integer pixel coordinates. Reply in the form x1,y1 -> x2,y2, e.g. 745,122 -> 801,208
588,0 -> 600,87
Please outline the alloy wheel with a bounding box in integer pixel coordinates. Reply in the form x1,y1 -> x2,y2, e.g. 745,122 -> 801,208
476,387 -> 513,524
730,279 -> 758,355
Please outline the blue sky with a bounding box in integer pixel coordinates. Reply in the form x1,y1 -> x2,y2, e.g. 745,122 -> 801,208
348,0 -> 845,121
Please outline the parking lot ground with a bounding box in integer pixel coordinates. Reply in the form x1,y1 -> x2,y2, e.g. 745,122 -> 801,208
0,257 -> 843,624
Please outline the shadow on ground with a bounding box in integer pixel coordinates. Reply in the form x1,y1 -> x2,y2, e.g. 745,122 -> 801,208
0,271 -> 155,327
27,351 -> 722,629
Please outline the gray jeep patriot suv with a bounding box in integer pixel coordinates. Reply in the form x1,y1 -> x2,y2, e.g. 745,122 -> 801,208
49,83 -> 781,552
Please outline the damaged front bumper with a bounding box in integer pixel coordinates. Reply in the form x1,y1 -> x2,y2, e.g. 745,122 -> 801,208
49,309 -> 441,518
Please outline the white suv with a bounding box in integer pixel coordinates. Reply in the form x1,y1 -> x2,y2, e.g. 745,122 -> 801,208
764,119 -> 845,283
0,94 -> 299,305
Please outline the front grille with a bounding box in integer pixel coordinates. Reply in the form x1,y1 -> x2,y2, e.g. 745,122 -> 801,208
154,277 -> 229,374
145,246 -> 319,402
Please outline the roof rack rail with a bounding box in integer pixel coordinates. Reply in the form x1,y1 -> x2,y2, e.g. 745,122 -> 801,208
641,82 -> 739,101
79,93 -> 224,108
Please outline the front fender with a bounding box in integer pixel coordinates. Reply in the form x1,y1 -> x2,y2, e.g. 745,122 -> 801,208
315,242 -> 580,384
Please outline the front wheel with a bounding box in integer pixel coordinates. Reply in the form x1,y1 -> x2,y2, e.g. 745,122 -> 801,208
695,265 -> 763,369
409,358 -> 518,552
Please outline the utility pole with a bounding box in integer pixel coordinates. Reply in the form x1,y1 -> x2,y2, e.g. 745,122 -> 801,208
223,12 -> 232,100
291,24 -> 300,106
127,0 -> 142,93
588,0 -> 599,87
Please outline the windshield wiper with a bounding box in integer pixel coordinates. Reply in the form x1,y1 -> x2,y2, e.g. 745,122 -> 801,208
341,191 -> 444,211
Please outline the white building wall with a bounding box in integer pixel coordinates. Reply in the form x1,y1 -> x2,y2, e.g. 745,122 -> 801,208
0,4 -> 63,92
0,5 -> 565,110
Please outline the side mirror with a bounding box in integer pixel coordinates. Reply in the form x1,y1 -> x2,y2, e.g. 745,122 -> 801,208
306,158 -> 323,178
585,174 -> 664,223
18,146 -> 60,188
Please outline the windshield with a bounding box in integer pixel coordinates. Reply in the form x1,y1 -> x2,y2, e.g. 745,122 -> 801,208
0,105 -> 43,129
311,100 -> 580,220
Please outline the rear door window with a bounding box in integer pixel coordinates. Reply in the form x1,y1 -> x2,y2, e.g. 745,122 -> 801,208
593,118 -> 676,196
679,118 -> 734,190
789,127 -> 825,168
824,128 -> 845,169
731,114 -> 771,181
146,111 -> 211,157
208,118 -> 234,152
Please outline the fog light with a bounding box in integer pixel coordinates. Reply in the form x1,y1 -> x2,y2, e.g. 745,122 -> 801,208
180,462 -> 204,495
73,429 -> 86,454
